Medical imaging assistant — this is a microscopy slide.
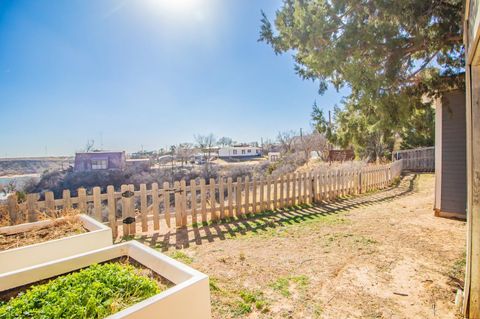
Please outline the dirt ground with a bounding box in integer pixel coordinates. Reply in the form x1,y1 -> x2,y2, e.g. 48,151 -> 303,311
137,173 -> 465,318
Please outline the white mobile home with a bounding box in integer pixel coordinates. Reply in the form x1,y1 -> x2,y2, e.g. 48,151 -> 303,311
218,146 -> 261,158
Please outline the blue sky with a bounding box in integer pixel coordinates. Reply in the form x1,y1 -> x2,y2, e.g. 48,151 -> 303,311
0,0 -> 345,157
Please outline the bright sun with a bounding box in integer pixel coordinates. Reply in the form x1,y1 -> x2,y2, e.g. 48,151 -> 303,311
147,0 -> 204,14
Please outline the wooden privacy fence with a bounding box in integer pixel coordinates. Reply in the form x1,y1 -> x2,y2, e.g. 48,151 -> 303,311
4,161 -> 403,238
392,147 -> 434,172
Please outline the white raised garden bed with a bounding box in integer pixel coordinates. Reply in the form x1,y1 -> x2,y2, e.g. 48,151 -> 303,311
0,241 -> 211,319
0,214 -> 112,273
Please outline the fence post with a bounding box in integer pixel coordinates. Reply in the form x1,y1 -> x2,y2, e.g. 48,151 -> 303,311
358,170 -> 363,194
78,188 -> 87,213
163,182 -> 171,227
140,184 -> 148,231
286,174 -> 291,207
209,178 -> 217,221
219,178 -> 225,219
279,175 -> 284,209
62,190 -> 71,211
181,180 -> 187,226
303,172 -> 308,204
93,187 -> 102,221
200,179 -> 207,223
45,191 -> 55,216
7,194 -> 18,225
120,184 -> 130,237
259,177 -> 265,211
26,193 -> 38,222
128,184 -> 136,235
292,173 -> 297,206
174,181 -> 182,227
273,177 -> 278,210
245,176 -> 250,214
152,183 -> 160,231
252,177 -> 257,214
190,180 -> 197,225
266,176 -> 272,210
107,185 -> 117,238
227,177 -> 233,217
236,177 -> 242,216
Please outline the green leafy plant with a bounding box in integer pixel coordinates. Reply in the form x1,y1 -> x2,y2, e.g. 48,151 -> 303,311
235,290 -> 269,315
0,263 -> 162,318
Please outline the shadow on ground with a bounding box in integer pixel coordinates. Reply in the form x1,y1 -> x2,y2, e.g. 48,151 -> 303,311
133,173 -> 419,251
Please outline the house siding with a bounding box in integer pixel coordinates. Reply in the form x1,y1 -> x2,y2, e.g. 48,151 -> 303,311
218,147 -> 261,158
440,90 -> 467,216
74,152 -> 126,172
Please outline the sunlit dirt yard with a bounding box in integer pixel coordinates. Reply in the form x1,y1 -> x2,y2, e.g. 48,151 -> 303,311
138,174 -> 465,318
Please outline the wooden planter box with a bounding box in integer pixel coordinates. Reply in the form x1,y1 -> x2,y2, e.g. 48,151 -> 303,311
0,241 -> 211,319
0,214 -> 112,274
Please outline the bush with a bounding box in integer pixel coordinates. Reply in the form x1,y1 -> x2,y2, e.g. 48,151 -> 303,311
0,263 -> 161,318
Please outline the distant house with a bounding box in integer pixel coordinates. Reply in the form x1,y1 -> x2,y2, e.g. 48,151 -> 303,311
327,149 -> 355,162
126,158 -> 151,170
74,151 -> 126,172
218,146 -> 261,158
268,152 -> 281,162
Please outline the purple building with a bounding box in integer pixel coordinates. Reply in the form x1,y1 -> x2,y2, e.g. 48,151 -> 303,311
74,151 -> 126,172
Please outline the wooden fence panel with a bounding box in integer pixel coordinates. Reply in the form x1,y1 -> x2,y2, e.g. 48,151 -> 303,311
259,177 -> 265,211
140,184 -> 148,232
252,177 -> 257,213
1,161 -> 405,237
121,184 -> 129,236
128,184 -> 135,235
163,182 -> 171,227
219,178 -> 225,219
107,185 -> 117,238
174,181 -> 182,227
26,193 -> 37,222
181,180 -> 187,226
292,173 -> 297,206
209,178 -> 217,221
227,177 -> 233,217
78,188 -> 87,213
190,180 -> 197,224
152,183 -> 160,231
245,176 -> 250,214
92,187 -> 101,221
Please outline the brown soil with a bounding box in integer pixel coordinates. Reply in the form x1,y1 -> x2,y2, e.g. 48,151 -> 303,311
138,173 -> 465,318
0,215 -> 87,251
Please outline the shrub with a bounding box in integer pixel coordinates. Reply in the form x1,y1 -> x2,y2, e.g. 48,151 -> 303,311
0,263 -> 161,318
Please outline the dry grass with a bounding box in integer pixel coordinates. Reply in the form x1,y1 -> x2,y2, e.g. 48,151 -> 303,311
0,205 -> 80,227
0,214 -> 86,251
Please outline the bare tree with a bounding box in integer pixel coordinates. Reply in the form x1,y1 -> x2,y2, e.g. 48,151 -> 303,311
277,130 -> 297,154
194,134 -> 217,178
175,143 -> 196,167
296,131 -> 328,161
85,140 -> 95,152
194,134 -> 217,160
261,138 -> 277,153
217,137 -> 233,147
